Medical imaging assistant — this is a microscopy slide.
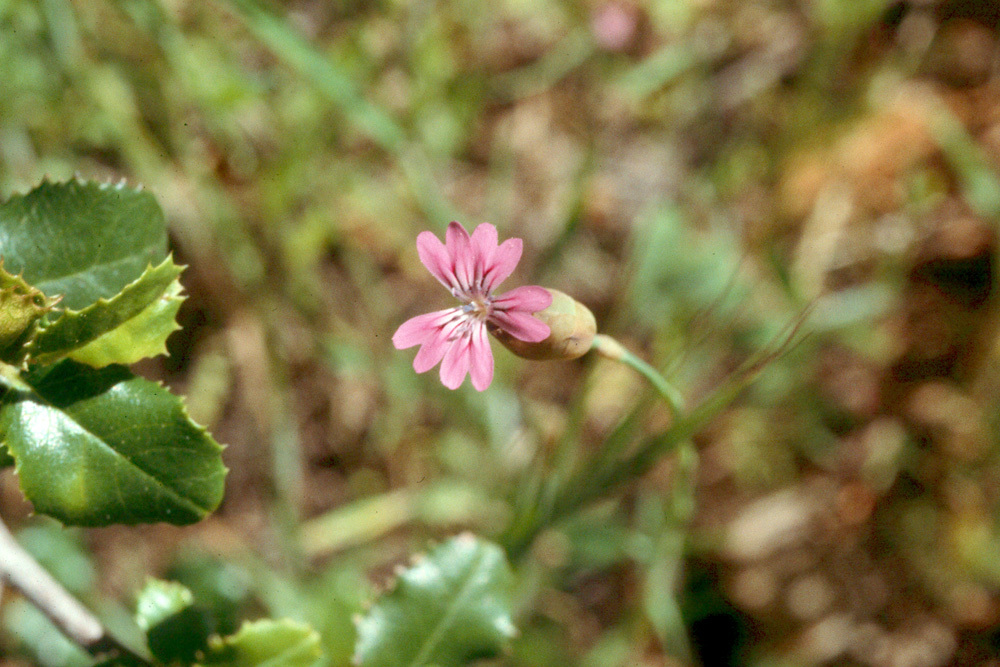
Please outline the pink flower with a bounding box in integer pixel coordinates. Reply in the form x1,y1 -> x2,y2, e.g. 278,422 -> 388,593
393,222 -> 553,391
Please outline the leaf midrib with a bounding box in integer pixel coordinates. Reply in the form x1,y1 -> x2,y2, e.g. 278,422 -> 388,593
408,546 -> 493,667
9,385 -> 211,517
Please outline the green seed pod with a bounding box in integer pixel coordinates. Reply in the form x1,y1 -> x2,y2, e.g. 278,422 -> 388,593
491,288 -> 596,360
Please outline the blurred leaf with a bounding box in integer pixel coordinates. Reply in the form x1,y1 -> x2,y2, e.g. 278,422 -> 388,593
353,534 -> 516,667
28,257 -> 183,366
15,523 -> 97,595
1,360 -> 226,526
2,600 -> 91,667
136,579 -> 214,664
629,204 -> 746,329
1,523 -> 95,667
641,522 -> 691,661
931,102 -> 1000,219
91,655 -> 153,667
136,579 -> 196,631
201,619 -> 322,667
0,179 -> 167,309
222,0 -> 403,152
167,552 -> 256,638
620,43 -> 697,100
297,561 -> 371,667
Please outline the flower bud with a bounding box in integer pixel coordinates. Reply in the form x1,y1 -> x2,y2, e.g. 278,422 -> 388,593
490,288 -> 596,360
0,264 -> 56,364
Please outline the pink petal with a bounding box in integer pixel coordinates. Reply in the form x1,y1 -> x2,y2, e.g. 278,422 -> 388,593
489,310 -> 551,343
413,326 -> 451,373
482,237 -> 522,292
468,323 -> 494,391
493,285 -> 552,313
417,231 -> 458,290
439,334 -> 473,389
392,309 -> 455,349
469,224 -> 499,288
446,222 -> 475,290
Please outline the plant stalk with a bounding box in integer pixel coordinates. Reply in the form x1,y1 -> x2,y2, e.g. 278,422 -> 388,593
0,516 -> 150,664
591,334 -> 685,419
502,329 -> 782,557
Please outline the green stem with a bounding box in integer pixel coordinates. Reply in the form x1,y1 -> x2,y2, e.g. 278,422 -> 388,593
591,334 -> 685,420
502,329 -> 782,558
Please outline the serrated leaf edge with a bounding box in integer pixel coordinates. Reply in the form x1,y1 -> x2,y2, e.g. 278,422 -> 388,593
26,256 -> 185,364
352,533 -> 516,667
68,279 -> 185,368
1,371 -> 227,526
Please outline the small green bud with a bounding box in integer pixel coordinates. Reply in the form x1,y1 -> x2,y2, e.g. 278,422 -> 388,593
491,288 -> 596,360
0,263 -> 56,364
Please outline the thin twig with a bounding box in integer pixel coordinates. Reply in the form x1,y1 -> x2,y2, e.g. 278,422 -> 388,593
0,515 -> 150,664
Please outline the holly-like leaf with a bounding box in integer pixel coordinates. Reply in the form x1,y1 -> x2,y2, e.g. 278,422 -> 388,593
201,619 -> 322,667
136,579 -> 213,664
28,258 -> 184,367
0,360 -> 226,526
353,534 -> 516,667
69,278 -> 184,368
0,179 -> 167,310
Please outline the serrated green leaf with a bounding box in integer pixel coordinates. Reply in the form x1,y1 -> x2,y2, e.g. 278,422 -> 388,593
200,619 -> 322,667
28,258 -> 183,366
353,534 -> 516,667
69,278 -> 183,368
0,179 -> 167,309
136,579 -> 214,664
0,360 -> 226,526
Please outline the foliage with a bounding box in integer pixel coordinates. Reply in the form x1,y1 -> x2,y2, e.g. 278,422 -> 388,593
0,180 -> 224,527
3,0 -> 1000,666
353,534 -> 516,667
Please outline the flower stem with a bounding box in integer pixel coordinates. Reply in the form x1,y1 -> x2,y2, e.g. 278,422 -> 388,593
502,323 -> 793,558
0,516 -> 151,664
591,334 -> 685,420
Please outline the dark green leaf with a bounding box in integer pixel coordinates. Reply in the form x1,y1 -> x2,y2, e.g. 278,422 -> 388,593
136,579 -> 196,631
1,361 -> 226,526
0,179 -> 168,309
200,619 -> 321,667
29,258 -> 184,366
0,443 -> 13,467
136,580 -> 214,664
353,534 -> 516,667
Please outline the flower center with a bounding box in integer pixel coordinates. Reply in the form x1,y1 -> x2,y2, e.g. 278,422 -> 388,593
462,295 -> 492,321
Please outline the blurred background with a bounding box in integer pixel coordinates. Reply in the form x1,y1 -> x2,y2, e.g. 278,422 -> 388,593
3,0 -> 1000,665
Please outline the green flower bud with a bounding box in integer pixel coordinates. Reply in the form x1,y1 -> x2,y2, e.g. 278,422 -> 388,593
0,263 -> 56,364
491,288 -> 596,360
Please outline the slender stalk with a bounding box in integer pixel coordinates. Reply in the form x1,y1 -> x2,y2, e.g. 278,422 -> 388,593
0,516 -> 150,664
591,334 -> 685,420
503,323 -> 793,557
